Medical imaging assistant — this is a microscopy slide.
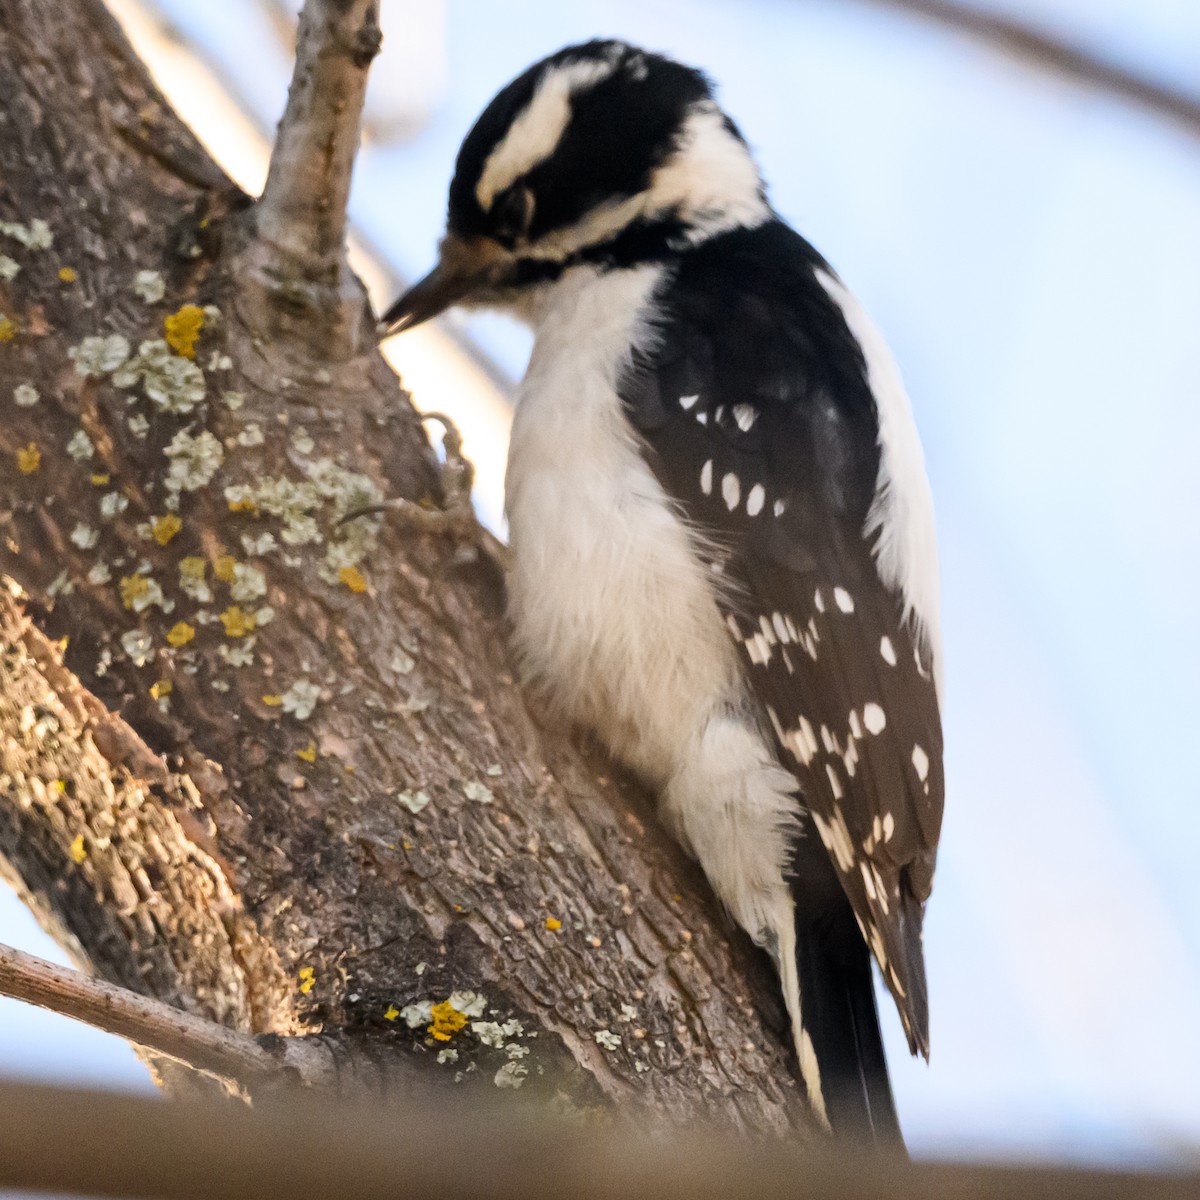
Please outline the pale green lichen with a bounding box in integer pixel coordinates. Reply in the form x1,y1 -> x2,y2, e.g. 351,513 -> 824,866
291,427 -> 315,455
222,390 -> 245,410
46,569 -> 73,597
280,679 -> 320,719
69,523 -> 98,550
120,629 -> 154,666
127,414 -> 150,439
207,352 -> 232,371
66,429 -> 94,461
494,1062 -> 528,1089
164,428 -> 223,494
132,270 -> 165,304
463,780 -> 493,805
0,255 -> 19,281
447,992 -> 487,1018
237,423 -> 264,448
13,384 -> 38,407
177,557 -> 211,602
594,1030 -> 621,1051
229,561 -> 266,604
0,218 -> 52,250
436,1048 -> 458,1065
399,1001 -> 433,1029
397,789 -> 430,814
69,335 -> 130,378
100,492 -> 129,518
218,638 -> 255,668
87,562 -> 111,585
114,339 -> 205,413
241,531 -> 276,557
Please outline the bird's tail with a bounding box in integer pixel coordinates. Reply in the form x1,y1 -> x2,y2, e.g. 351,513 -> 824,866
779,906 -> 904,1151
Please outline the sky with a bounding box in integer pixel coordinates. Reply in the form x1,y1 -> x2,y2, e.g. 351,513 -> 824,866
2,0 -> 1199,1166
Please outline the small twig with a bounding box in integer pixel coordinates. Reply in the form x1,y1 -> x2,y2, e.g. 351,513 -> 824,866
254,0 -> 381,285
0,942 -> 333,1087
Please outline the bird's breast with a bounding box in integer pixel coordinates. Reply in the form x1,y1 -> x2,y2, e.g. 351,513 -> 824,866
504,265 -> 739,785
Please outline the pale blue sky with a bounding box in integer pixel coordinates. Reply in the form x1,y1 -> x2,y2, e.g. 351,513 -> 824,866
3,0 -> 1198,1164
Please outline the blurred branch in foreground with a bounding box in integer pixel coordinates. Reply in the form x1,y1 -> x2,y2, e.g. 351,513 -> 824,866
1,1078 -> 1199,1200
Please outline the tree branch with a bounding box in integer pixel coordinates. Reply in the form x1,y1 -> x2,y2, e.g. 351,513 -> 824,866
0,942 -> 333,1087
253,0 -> 380,286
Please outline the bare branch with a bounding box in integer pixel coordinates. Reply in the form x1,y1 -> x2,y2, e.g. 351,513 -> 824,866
863,0 -> 1200,138
254,0 -> 381,285
0,943 -> 333,1088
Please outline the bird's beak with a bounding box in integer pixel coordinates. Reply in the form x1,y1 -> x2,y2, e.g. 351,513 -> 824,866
378,236 -> 509,337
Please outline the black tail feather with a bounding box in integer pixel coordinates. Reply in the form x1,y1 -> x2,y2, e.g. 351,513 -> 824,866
795,906 -> 905,1152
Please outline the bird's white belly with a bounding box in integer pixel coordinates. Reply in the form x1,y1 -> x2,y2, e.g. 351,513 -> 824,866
504,265 -> 738,786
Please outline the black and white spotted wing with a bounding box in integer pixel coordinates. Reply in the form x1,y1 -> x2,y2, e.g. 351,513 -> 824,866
619,220 -> 944,1055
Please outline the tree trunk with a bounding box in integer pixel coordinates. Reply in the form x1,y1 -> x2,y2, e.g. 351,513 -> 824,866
0,0 -> 808,1132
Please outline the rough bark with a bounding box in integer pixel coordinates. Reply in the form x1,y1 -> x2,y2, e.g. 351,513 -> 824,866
0,0 -> 809,1131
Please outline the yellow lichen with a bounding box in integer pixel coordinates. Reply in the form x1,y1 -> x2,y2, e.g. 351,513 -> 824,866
16,443 -> 40,473
179,556 -> 206,583
338,565 -> 368,593
163,303 -> 205,358
296,743 -> 317,763
0,315 -> 17,342
227,496 -> 257,514
261,694 -> 282,706
69,835 -> 87,864
298,966 -> 315,995
428,1000 -> 469,1042
119,574 -> 150,608
383,1005 -> 400,1022
58,266 -> 77,283
151,514 -> 182,546
91,473 -> 110,486
220,606 -> 255,637
149,679 -> 172,700
212,554 -> 236,583
166,621 -> 195,648
545,917 -> 562,931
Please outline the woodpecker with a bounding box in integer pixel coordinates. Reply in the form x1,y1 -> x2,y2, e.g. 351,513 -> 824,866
382,40 -> 944,1147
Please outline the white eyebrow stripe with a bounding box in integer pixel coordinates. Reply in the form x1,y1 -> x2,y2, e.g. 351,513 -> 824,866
475,58 -> 617,211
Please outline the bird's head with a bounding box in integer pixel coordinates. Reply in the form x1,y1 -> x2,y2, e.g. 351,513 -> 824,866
380,39 -> 768,334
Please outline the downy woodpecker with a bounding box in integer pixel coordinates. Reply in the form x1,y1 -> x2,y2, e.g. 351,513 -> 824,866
382,40 -> 944,1147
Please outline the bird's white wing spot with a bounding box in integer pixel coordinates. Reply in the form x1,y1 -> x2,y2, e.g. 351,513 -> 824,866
882,811 -> 896,840
696,411 -> 708,425
773,498 -> 786,518
863,703 -> 886,734
721,472 -> 740,510
679,393 -> 699,411
813,589 -> 825,613
911,744 -> 929,782
880,635 -> 897,666
746,483 -> 765,516
732,403 -> 757,431
700,459 -> 713,495
833,587 -> 855,613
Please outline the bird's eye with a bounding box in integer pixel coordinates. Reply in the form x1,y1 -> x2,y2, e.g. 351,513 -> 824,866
492,184 -> 535,244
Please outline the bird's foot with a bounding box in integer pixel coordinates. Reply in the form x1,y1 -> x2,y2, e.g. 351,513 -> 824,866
340,411 -> 511,571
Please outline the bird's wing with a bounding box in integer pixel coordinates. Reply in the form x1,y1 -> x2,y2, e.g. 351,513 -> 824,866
619,228 -> 944,1053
